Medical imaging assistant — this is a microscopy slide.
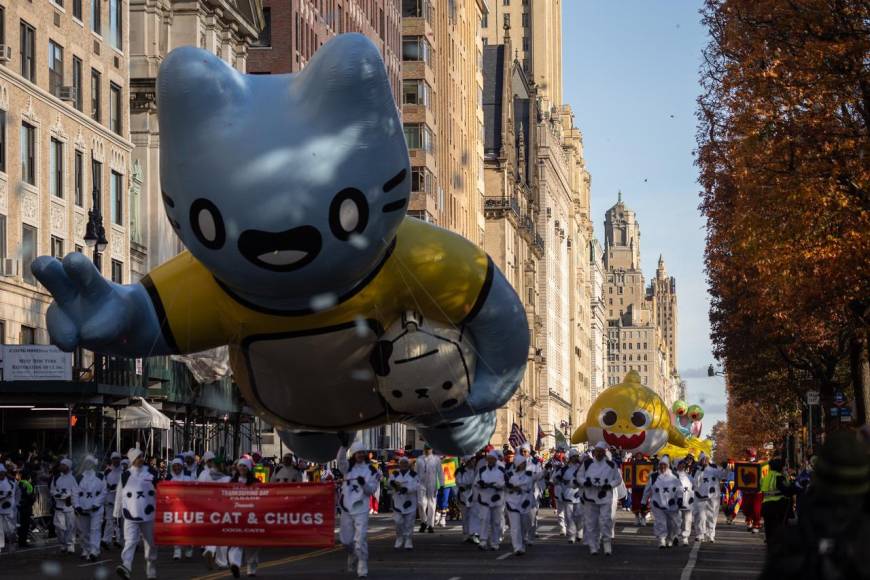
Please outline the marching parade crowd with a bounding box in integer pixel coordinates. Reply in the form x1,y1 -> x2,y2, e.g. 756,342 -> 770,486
0,437 -> 846,580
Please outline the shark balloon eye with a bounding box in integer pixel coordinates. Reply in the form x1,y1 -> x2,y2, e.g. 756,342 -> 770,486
599,408 -> 618,427
631,409 -> 650,428
190,198 -> 226,250
330,188 -> 369,241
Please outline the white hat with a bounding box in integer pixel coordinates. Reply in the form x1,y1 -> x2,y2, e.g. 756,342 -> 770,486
594,441 -> 608,450
120,458 -> 130,466
110,452 -> 122,460
660,455 -> 671,466
513,454 -> 526,467
238,458 -> 254,470
183,451 -> 195,459
568,448 -> 580,458
127,448 -> 143,463
171,458 -> 183,466
518,442 -> 531,451
82,454 -> 97,466
202,451 -> 215,462
60,458 -> 73,468
348,442 -> 366,456
487,449 -> 500,459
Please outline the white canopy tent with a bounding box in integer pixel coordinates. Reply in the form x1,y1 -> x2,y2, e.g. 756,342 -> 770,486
107,397 -> 171,458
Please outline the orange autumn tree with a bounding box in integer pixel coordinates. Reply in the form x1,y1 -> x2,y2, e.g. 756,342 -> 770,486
697,0 -> 870,433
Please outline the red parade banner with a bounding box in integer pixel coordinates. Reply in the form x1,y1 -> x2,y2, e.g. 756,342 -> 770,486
155,482 -> 335,547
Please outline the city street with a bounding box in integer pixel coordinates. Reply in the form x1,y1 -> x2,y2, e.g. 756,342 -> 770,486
0,511 -> 766,580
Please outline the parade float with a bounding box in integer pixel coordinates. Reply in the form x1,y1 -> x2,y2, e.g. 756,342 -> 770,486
30,34 -> 529,461
571,370 -> 712,459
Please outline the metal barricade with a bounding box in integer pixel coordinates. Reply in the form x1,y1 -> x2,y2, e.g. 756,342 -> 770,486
32,484 -> 53,518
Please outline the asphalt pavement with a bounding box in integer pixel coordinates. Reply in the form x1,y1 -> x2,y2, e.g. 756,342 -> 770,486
0,510 -> 766,579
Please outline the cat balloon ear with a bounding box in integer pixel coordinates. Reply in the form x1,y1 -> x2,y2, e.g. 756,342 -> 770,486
157,46 -> 247,130
293,33 -> 398,125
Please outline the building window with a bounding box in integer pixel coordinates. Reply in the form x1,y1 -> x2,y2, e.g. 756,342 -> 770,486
402,0 -> 429,18
111,259 -> 123,283
48,40 -> 64,96
21,225 -> 37,285
72,56 -> 83,111
109,0 -> 122,49
20,122 -> 36,185
91,69 -> 101,122
403,123 -> 434,153
92,157 -> 102,205
523,36 -> 530,51
0,7 -> 4,48
0,110 -> 5,173
74,151 -> 84,206
402,36 -> 431,65
109,83 -> 121,134
20,21 -> 36,83
51,236 -> 64,259
481,13 -> 488,28
50,139 -> 64,198
410,167 -> 434,195
19,325 -> 36,345
111,170 -> 122,225
0,215 -> 6,264
73,0 -> 83,20
75,244 -> 83,253
92,0 -> 102,35
253,7 -> 271,47
402,80 -> 432,111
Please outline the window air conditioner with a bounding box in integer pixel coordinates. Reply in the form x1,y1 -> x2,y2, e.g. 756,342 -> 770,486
58,86 -> 77,102
0,46 -> 11,63
1,258 -> 21,277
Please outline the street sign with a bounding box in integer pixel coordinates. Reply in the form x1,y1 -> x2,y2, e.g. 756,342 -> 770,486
806,391 -> 820,405
833,391 -> 847,407
3,345 -> 73,381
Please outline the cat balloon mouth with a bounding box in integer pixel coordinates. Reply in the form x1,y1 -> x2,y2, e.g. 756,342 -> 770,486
238,225 -> 322,272
602,429 -> 646,449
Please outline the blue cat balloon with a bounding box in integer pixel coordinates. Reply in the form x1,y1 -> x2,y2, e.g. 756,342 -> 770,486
31,34 -> 529,460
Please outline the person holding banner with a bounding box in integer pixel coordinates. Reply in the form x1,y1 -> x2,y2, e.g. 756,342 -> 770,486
691,452 -> 729,543
388,455 -> 419,550
165,458 -> 195,561
75,455 -> 107,561
474,449 -> 506,551
416,443 -> 443,534
271,453 -> 304,483
227,458 -> 260,578
505,454 -> 534,556
557,449 -> 584,544
102,452 -> 124,549
456,455 -> 480,544
50,458 -> 78,555
578,442 -> 622,555
114,448 -> 159,580
337,442 -> 381,579
200,458 -> 231,570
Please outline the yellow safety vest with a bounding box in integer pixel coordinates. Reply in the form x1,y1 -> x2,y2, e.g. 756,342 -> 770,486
760,470 -> 785,503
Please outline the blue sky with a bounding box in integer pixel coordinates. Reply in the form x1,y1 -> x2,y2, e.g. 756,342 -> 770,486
562,1 -> 726,435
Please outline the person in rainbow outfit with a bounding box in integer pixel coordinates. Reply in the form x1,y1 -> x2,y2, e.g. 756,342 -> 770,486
722,472 -> 743,524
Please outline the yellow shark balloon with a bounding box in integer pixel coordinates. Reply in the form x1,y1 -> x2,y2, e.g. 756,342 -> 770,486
571,371 -> 711,458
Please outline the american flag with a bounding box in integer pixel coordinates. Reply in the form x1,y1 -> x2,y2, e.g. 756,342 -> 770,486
509,423 -> 527,449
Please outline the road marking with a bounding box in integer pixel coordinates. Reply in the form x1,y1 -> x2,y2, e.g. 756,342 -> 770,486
620,527 -> 639,534
447,577 -> 462,580
680,539 -> 701,580
190,532 -> 392,580
496,551 -> 513,560
78,559 -> 111,567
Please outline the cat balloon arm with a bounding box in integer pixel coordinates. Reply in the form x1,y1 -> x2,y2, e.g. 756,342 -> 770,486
32,253 -> 176,357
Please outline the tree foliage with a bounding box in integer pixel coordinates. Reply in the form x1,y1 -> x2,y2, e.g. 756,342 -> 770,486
697,0 -> 870,435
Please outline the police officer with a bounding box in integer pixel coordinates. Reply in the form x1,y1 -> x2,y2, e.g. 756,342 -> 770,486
388,455 -> 419,550
759,457 -> 793,547
75,455 -> 106,561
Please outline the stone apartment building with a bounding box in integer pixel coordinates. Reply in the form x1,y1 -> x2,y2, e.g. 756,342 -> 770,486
589,238 -> 606,400
0,0 -> 133,346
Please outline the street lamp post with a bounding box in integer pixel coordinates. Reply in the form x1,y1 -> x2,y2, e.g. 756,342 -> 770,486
707,363 -> 726,378
83,162 -> 108,388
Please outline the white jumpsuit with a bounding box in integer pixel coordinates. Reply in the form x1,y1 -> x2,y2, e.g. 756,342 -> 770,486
692,464 -> 729,541
50,472 -> 79,552
165,470 -> 195,559
271,463 -> 304,483
643,470 -> 682,546
474,462 -> 506,550
227,475 -> 261,575
113,465 -> 158,579
546,459 -> 566,535
505,469 -> 534,553
578,457 -> 623,553
0,476 -> 16,551
415,454 -> 443,530
198,468 -> 231,568
456,461 -> 479,540
557,462 -> 583,541
76,469 -> 107,557
677,470 -> 694,543
102,465 -> 124,544
388,468 -> 419,548
337,452 -> 381,578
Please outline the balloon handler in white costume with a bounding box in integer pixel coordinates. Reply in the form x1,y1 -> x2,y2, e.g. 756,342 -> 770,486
50,458 -> 78,555
165,458 -> 196,560
199,456 -> 232,571
556,449 -> 584,544
456,454 -> 481,544
228,458 -> 261,578
102,452 -> 124,549
75,455 -> 107,561
0,464 -> 17,553
337,442 -> 382,579
692,452 -> 729,543
505,454 -> 535,556
643,456 -> 682,549
474,449 -> 506,551
388,455 -> 419,550
415,443 -> 443,534
675,459 -> 695,546
114,448 -> 159,580
578,441 -> 623,555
